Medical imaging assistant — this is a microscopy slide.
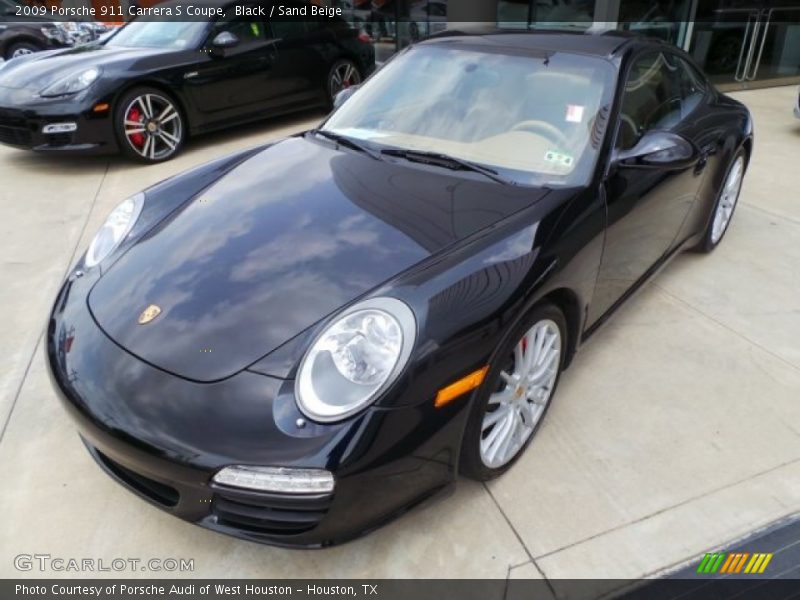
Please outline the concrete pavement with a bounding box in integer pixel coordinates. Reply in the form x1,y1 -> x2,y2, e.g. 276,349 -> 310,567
0,87 -> 798,593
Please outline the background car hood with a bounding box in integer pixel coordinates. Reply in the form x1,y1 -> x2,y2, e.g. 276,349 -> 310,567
88,137 -> 550,382
0,45 -> 174,91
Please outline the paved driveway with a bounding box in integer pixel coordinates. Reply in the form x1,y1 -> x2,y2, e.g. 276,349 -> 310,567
1,87 -> 798,594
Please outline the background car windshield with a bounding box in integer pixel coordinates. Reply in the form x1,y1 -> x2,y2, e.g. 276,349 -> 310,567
324,44 -> 616,186
107,21 -> 208,49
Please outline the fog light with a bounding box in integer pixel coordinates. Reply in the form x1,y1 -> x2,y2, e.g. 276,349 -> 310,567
213,466 -> 335,494
42,122 -> 77,134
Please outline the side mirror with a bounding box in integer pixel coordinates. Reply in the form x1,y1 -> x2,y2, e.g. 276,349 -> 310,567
332,85 -> 361,110
210,31 -> 240,56
613,131 -> 698,170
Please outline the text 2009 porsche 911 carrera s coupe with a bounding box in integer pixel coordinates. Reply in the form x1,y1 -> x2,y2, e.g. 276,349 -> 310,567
47,28 -> 752,547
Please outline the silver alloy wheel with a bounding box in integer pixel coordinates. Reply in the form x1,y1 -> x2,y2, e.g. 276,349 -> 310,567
123,93 -> 182,161
329,61 -> 361,98
11,47 -> 34,58
480,319 -> 561,469
710,156 -> 744,244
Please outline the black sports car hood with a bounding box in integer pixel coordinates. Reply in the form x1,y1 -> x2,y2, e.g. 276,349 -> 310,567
0,44 -> 174,91
88,137 -> 550,382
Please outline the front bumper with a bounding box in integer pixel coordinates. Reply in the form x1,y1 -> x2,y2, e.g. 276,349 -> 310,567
46,271 -> 468,547
0,86 -> 117,154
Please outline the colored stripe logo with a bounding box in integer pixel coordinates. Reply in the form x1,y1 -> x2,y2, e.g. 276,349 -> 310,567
696,552 -> 773,574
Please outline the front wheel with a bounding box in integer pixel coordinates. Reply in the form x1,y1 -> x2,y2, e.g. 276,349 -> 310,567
115,87 -> 185,163
460,303 -> 566,480
694,151 -> 746,253
6,41 -> 40,60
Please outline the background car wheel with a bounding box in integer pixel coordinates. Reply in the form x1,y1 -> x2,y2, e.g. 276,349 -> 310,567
327,59 -> 362,105
114,87 -> 185,164
6,41 -> 40,60
694,150 -> 746,253
460,303 -> 567,481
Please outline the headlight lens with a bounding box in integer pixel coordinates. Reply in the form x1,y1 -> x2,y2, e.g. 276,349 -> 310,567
40,66 -> 100,97
296,297 -> 416,423
84,193 -> 143,268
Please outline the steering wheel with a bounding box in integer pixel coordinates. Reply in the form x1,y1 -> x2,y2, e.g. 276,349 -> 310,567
510,120 -> 570,148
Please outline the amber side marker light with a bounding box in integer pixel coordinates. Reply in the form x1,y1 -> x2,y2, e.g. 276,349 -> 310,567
92,103 -> 110,113
435,366 -> 489,408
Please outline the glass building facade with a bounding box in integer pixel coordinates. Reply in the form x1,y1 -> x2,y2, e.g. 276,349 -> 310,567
330,0 -> 800,90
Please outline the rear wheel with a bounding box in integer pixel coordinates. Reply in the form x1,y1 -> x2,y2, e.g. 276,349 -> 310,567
460,303 -> 566,480
695,150 -> 746,253
327,59 -> 362,105
115,87 -> 185,163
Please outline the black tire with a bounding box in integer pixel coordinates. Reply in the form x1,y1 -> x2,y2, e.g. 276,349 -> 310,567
326,59 -> 362,106
460,303 -> 567,481
693,149 -> 747,253
114,86 -> 185,164
5,41 -> 41,60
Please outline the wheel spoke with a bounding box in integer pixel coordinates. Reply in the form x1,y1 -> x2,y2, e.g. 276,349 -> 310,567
125,127 -> 145,136
140,136 -> 151,158
482,404 -> 510,430
489,387 -> 514,405
158,132 -> 176,150
483,410 -> 513,463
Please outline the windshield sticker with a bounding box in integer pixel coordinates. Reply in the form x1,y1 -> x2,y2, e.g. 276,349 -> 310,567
544,150 -> 574,167
565,104 -> 585,123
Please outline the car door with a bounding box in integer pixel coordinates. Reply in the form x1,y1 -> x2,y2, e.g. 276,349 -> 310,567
588,50 -> 707,324
183,15 -> 278,123
267,20 -> 331,107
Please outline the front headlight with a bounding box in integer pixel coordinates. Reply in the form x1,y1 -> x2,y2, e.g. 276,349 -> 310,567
84,193 -> 143,268
40,66 -> 100,97
296,297 -> 416,423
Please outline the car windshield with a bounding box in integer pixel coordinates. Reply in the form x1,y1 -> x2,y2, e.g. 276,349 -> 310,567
106,21 -> 209,50
323,43 -> 617,186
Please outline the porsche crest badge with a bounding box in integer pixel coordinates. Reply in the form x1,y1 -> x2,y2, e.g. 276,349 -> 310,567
138,304 -> 162,325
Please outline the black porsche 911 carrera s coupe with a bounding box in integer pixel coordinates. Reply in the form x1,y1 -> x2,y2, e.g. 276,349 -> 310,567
47,28 -> 752,547
0,1 -> 374,162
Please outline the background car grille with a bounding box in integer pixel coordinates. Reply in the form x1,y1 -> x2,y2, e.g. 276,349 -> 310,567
0,124 -> 31,146
95,449 -> 180,507
211,485 -> 332,535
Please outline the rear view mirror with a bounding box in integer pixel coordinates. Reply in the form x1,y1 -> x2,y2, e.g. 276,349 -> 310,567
332,85 -> 361,110
613,131 -> 697,170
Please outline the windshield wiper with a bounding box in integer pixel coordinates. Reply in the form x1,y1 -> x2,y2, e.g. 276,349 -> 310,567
380,148 -> 514,185
309,129 -> 382,161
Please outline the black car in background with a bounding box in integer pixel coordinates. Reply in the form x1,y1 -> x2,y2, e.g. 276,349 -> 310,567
0,1 -> 374,162
0,0 -> 103,59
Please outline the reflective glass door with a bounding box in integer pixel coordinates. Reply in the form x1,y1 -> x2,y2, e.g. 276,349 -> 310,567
688,1 -> 800,89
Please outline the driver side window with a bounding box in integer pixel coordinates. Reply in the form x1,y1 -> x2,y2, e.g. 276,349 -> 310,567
616,52 -> 685,150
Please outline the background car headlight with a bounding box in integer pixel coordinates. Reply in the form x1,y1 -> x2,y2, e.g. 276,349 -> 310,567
84,193 -> 143,268
296,297 -> 416,423
40,66 -> 100,97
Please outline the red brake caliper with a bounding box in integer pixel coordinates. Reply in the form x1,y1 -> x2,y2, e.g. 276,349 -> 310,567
127,107 -> 145,147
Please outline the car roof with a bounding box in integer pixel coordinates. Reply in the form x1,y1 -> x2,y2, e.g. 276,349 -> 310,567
423,26 -> 660,58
